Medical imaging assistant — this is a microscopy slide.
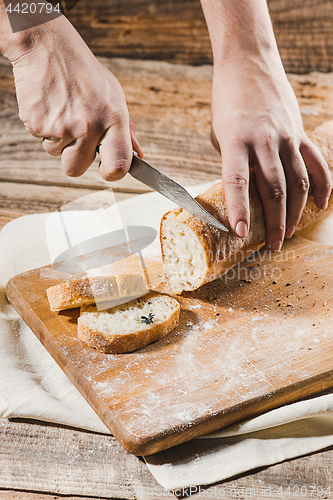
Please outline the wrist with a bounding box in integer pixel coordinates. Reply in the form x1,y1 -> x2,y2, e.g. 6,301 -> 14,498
213,40 -> 283,75
215,30 -> 277,63
0,9 -> 69,63
200,0 -> 282,71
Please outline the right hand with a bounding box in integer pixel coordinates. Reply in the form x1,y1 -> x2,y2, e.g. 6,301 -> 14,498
6,15 -> 142,180
210,51 -> 332,250
199,0 -> 332,250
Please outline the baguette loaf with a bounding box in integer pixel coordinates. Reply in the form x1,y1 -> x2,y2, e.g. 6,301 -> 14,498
160,120 -> 333,294
46,273 -> 147,311
78,293 -> 180,354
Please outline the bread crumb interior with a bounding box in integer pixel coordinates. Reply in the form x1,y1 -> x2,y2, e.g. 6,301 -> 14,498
81,296 -> 178,340
162,213 -> 206,293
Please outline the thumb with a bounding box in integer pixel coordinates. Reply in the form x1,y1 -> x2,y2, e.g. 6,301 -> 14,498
98,113 -> 133,181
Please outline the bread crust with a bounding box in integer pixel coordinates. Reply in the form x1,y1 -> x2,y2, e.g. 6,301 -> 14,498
77,293 -> 180,354
160,120 -> 333,294
47,273 -> 147,312
298,121 -> 333,227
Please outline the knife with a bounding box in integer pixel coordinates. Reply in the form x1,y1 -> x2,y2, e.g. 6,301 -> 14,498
129,153 -> 228,232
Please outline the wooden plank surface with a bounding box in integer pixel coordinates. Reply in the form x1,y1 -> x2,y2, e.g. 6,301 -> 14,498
0,181 -> 135,231
6,236 -> 333,456
64,0 -> 333,73
0,175 -> 139,229
0,417 -> 150,500
2,57 -> 333,199
1,417 -> 333,499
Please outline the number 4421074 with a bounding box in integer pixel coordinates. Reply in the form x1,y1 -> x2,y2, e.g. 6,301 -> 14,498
6,3 -> 61,14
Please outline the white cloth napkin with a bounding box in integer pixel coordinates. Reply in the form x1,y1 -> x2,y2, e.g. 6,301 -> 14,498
2,184 -> 333,491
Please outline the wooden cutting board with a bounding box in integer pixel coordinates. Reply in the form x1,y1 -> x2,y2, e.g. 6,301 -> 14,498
6,235 -> 333,456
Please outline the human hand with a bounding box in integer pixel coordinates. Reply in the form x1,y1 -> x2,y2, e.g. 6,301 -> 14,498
210,51 -> 332,251
199,0 -> 332,251
5,16 -> 142,181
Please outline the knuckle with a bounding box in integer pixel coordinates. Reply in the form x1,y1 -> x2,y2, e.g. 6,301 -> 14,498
300,137 -> 314,154
101,153 -> 131,181
280,131 -> 296,149
222,124 -> 249,149
112,156 -> 131,175
56,123 -> 74,140
72,121 -> 91,141
24,118 -> 42,137
43,144 -> 61,157
266,184 -> 286,203
293,176 -> 310,194
257,131 -> 276,151
224,174 -> 248,190
226,125 -> 246,144
113,146 -> 131,165
108,110 -> 128,129
18,109 -> 27,124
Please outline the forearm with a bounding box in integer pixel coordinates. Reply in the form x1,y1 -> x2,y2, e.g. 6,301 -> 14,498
200,0 -> 281,68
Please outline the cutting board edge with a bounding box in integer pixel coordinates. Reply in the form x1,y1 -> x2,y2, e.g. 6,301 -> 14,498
116,369 -> 333,455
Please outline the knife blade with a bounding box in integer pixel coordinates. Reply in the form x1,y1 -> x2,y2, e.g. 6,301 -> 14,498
129,153 -> 228,232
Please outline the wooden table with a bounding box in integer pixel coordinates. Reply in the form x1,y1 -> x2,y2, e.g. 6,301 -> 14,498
2,54 -> 333,499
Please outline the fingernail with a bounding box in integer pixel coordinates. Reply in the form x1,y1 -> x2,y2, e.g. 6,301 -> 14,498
285,225 -> 296,239
235,221 -> 248,238
270,241 -> 282,253
319,197 -> 329,210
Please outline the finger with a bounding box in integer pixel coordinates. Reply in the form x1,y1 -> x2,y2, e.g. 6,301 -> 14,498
254,148 -> 287,252
279,146 -> 309,239
43,136 -> 76,157
98,114 -> 133,182
211,127 -> 221,154
61,136 -> 98,177
129,118 -> 144,159
300,137 -> 332,210
221,142 -> 250,238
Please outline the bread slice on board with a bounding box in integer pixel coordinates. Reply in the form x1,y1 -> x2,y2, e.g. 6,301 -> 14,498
46,273 -> 147,312
160,120 -> 333,294
78,292 -> 180,354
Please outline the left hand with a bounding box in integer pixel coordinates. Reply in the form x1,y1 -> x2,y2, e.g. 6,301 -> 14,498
5,15 -> 142,181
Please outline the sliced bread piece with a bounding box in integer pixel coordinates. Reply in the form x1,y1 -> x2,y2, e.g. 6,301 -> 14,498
78,292 -> 180,354
46,273 -> 147,312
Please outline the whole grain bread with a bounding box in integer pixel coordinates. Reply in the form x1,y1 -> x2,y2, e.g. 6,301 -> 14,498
160,120 -> 333,294
78,292 -> 180,354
